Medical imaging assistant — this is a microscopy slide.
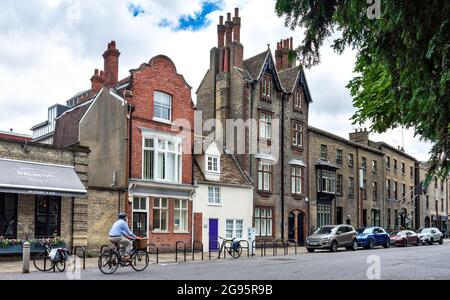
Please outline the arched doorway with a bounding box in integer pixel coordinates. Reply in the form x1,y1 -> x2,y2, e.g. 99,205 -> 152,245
287,210 -> 305,246
424,216 -> 431,228
288,212 -> 295,240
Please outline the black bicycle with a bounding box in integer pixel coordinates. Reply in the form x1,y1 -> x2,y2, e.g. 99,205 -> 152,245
98,238 -> 149,275
33,242 -> 67,272
218,236 -> 243,259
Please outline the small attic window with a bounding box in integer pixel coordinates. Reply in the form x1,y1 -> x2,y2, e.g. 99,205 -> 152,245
206,156 -> 220,173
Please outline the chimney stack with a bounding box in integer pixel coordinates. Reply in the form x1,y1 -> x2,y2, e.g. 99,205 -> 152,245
275,37 -> 294,71
103,41 -> 120,88
217,16 -> 225,47
225,13 -> 233,46
232,8 -> 241,43
90,68 -> 104,94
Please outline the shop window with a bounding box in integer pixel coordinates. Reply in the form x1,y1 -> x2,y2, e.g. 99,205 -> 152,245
35,196 -> 61,238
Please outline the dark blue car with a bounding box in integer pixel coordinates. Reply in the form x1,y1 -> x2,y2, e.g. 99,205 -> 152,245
356,227 -> 390,249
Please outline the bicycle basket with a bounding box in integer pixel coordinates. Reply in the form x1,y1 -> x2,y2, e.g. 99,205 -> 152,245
135,238 -> 148,250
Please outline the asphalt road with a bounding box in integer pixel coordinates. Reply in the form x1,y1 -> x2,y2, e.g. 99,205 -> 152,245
2,242 -> 450,280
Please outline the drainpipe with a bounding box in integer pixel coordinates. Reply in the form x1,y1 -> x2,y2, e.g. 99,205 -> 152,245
280,93 -> 286,239
71,197 -> 75,251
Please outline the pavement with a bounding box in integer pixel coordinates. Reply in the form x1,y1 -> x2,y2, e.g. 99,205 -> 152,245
0,242 -> 449,280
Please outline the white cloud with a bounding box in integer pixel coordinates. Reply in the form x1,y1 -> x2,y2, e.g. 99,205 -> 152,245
0,0 -> 431,160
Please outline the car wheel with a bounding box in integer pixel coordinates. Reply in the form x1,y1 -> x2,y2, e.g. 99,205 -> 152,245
429,237 -> 434,245
368,239 -> 374,250
307,248 -> 315,253
383,239 -> 390,248
330,241 -> 338,252
351,239 -> 358,251
403,239 -> 407,247
415,238 -> 420,246
439,237 -> 443,245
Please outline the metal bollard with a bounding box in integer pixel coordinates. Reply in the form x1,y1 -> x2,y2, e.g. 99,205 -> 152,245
23,242 -> 30,274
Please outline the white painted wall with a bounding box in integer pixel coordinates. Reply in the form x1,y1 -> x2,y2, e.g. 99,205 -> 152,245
193,183 -> 253,251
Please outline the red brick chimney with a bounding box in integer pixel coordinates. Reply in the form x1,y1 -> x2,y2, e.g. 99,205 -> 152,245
233,8 -> 240,43
275,37 -> 294,71
225,13 -> 233,46
103,41 -> 120,88
90,68 -> 104,94
217,16 -> 225,48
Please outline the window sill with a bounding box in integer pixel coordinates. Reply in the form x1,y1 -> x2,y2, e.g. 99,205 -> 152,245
208,203 -> 222,207
292,146 -> 304,152
257,191 -> 272,197
291,194 -> 304,200
152,117 -> 173,125
152,230 -> 169,234
174,231 -> 190,234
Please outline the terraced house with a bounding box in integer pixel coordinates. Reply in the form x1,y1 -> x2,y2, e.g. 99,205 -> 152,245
196,8 -> 313,245
308,127 -> 384,232
53,41 -> 196,250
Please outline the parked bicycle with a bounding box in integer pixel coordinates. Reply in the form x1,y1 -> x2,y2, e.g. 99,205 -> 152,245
98,238 -> 149,275
33,242 -> 69,272
218,236 -> 243,259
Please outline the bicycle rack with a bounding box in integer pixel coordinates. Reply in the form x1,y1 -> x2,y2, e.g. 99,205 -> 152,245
175,241 -> 187,262
287,239 -> 298,255
72,246 -> 86,270
262,240 -> 270,257
238,240 -> 250,258
192,241 -> 204,261
146,243 -> 159,264
208,241 -> 220,260
251,240 -> 265,257
273,239 -> 288,255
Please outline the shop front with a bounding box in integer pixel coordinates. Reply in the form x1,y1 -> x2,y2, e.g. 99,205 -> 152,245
0,158 -> 87,253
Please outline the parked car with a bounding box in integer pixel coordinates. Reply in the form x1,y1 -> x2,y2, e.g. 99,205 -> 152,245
356,227 -> 390,249
417,227 -> 443,245
390,230 -> 420,247
306,225 -> 358,253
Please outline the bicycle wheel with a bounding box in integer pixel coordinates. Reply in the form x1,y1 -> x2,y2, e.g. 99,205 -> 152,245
98,250 -> 120,275
55,260 -> 66,272
130,250 -> 149,272
230,246 -> 243,259
33,252 -> 53,272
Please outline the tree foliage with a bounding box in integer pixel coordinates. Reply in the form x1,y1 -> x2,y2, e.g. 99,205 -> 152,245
275,0 -> 450,179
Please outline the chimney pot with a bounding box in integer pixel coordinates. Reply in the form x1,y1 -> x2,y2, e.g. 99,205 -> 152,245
227,13 -> 231,21
235,7 -> 239,17
219,16 -> 223,25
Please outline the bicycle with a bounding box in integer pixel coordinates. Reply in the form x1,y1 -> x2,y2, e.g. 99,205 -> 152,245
98,238 -> 149,275
218,236 -> 243,259
33,242 -> 67,272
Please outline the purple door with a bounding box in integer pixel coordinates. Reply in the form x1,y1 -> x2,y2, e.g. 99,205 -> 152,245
209,219 -> 219,251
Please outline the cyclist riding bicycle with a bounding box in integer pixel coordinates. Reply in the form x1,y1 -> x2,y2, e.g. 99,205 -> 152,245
108,212 -> 137,261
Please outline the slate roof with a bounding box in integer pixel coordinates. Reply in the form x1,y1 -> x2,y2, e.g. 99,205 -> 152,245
243,50 -> 270,81
278,65 -> 313,102
194,154 -> 252,186
53,100 -> 92,147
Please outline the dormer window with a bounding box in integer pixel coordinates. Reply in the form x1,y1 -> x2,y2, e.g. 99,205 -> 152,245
154,91 -> 172,123
206,156 -> 220,173
261,75 -> 272,102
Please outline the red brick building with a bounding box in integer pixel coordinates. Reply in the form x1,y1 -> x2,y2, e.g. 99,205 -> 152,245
54,42 -> 196,249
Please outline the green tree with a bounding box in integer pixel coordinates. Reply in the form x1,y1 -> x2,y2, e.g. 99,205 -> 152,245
275,0 -> 449,179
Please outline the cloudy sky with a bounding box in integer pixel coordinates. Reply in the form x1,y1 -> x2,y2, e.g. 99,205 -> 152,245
0,0 -> 432,161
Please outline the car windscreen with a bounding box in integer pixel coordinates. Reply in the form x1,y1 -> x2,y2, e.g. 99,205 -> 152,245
315,227 -> 334,234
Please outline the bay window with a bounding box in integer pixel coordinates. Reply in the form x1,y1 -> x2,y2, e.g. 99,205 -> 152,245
143,137 -> 182,183
317,169 -> 336,194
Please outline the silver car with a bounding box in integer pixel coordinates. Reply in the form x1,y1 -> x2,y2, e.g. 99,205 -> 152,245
306,225 -> 359,252
417,227 -> 443,245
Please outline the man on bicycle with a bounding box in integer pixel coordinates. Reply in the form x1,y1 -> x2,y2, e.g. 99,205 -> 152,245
109,212 -> 137,260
